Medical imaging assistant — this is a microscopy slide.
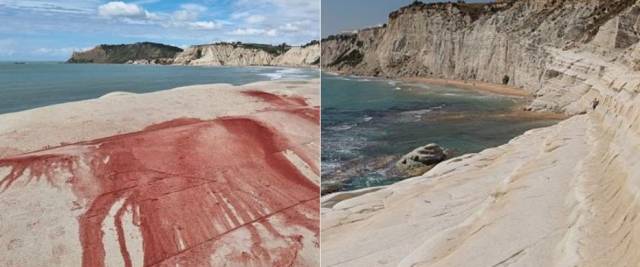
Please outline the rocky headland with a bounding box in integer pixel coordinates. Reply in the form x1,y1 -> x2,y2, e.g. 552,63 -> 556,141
321,0 -> 640,266
69,41 -> 320,67
67,42 -> 183,64
0,79 -> 320,266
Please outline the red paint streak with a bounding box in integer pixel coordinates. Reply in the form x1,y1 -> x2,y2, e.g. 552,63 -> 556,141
242,90 -> 320,176
243,90 -> 309,107
0,154 -> 75,191
143,118 -> 204,131
0,89 -> 319,266
242,90 -> 320,124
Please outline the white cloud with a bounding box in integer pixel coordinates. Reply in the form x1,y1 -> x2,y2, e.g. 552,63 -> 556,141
188,21 -> 223,30
230,27 -> 277,37
230,0 -> 319,43
265,29 -> 277,36
95,2 -> 222,31
230,28 -> 262,35
230,11 -> 250,20
0,0 -> 96,14
0,0 -> 320,60
181,3 -> 207,12
98,1 -> 144,18
131,0 -> 159,4
34,47 -> 92,55
245,15 -> 265,24
97,1 -> 164,26
172,3 -> 207,21
279,23 -> 299,32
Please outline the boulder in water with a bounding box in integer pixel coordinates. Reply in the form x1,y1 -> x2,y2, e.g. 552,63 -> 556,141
394,143 -> 447,177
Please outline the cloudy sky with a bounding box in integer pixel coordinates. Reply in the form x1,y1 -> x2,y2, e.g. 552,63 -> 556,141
0,0 -> 320,61
322,0 -> 491,37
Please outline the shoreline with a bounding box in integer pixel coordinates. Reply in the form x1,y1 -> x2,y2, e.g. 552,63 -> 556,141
321,73 -> 569,195
403,77 -> 531,97
322,71 -> 531,98
0,62 -> 319,116
67,61 -> 321,69
0,79 -> 320,157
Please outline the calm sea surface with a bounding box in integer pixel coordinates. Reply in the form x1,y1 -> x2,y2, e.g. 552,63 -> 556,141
0,62 -> 318,114
321,73 -> 561,193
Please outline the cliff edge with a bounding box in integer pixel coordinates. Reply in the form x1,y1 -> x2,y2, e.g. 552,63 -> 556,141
67,42 -> 182,64
68,41 -> 320,67
321,0 -> 638,113
174,41 -> 320,67
321,1 -> 640,266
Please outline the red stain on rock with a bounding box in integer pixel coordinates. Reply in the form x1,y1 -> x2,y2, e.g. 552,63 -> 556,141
0,90 -> 319,266
243,90 -> 309,107
242,90 -> 320,124
0,154 -> 76,191
142,117 -> 204,131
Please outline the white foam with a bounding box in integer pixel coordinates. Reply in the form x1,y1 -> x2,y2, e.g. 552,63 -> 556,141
259,68 -> 310,80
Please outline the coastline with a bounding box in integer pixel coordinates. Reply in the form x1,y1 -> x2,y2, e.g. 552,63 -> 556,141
0,78 -> 319,158
323,72 -> 531,98
0,64 -> 319,115
403,77 -> 531,97
321,73 -> 568,195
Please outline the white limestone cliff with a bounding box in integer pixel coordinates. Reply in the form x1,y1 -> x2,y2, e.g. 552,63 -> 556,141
173,43 -> 320,67
321,1 -> 640,266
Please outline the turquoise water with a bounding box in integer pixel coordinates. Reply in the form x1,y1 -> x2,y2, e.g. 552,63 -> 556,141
321,73 -> 560,193
0,62 -> 318,114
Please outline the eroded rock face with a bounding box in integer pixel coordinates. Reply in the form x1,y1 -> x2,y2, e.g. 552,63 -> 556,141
173,43 -> 277,66
67,41 -> 320,68
173,43 -> 320,67
321,1 -> 640,266
274,44 -> 321,67
394,143 -> 447,177
321,0 -> 640,113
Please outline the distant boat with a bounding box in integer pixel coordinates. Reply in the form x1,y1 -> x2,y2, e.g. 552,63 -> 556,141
13,62 -> 26,64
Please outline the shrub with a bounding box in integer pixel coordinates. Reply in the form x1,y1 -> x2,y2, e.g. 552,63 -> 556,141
502,75 -> 510,85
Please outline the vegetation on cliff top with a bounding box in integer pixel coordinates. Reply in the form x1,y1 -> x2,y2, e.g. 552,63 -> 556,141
389,0 -> 515,21
67,42 -> 183,64
191,42 -> 292,56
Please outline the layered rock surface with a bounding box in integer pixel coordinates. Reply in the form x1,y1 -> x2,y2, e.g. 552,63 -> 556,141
321,0 -> 639,113
67,41 -> 320,68
174,42 -> 320,67
0,80 -> 320,266
321,1 -> 640,266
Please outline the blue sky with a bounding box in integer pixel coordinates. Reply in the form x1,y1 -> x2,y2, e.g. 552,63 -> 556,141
0,0 -> 320,61
322,0 -> 491,37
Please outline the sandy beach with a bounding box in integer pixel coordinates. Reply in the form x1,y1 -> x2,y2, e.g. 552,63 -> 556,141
0,79 -> 320,267
403,77 -> 532,97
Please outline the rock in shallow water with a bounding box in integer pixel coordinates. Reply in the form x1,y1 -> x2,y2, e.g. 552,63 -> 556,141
394,143 -> 447,177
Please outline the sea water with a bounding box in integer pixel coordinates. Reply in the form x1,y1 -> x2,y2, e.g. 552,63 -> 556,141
0,62 -> 318,114
321,73 -> 560,193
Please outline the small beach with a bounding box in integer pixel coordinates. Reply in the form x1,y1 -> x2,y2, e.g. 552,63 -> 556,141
321,73 -> 564,194
403,77 -> 531,97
